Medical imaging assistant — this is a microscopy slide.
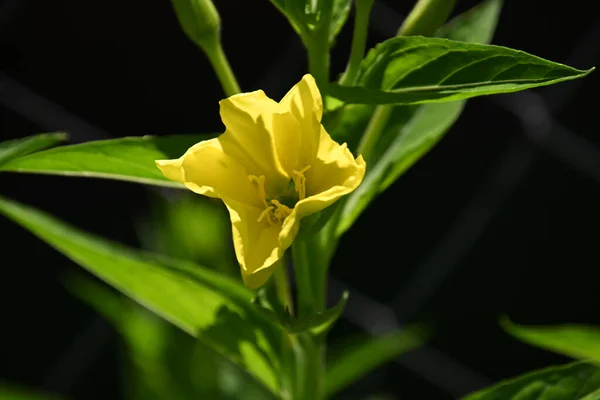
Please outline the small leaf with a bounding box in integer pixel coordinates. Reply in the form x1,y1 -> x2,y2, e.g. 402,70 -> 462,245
501,317 -> 600,365
0,195 -> 281,395
329,36 -> 593,105
461,362 -> 600,400
267,0 -> 351,46
253,291 -> 348,335
330,0 -> 352,44
0,132 -> 67,166
288,291 -> 348,334
0,134 -> 212,188
326,326 -> 428,396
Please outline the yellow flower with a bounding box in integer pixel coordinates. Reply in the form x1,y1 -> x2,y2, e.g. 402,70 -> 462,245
156,74 -> 366,288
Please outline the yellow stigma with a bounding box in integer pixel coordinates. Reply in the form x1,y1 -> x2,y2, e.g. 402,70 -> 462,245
271,199 -> 292,220
292,165 -> 311,200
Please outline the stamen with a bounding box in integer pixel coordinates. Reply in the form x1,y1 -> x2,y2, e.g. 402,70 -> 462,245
292,165 -> 311,201
271,200 -> 292,220
257,206 -> 275,224
249,174 -> 269,207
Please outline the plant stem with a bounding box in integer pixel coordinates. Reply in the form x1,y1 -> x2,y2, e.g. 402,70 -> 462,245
203,39 -> 241,96
291,240 -> 313,317
274,260 -> 294,316
355,0 -> 456,162
356,104 -> 393,162
339,0 -> 374,86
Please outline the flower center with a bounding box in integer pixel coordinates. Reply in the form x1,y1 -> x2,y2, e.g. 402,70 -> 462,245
249,165 -> 311,225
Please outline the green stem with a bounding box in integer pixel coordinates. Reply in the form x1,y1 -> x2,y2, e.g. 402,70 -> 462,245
355,0 -> 456,163
274,261 -> 294,316
339,0 -> 374,86
356,104 -> 394,162
292,240 -> 313,317
203,39 -> 241,97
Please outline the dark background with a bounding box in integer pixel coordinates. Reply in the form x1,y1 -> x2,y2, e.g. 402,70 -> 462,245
1,0 -> 599,399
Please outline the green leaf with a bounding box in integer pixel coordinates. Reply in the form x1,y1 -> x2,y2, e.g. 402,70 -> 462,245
255,291 -> 349,335
337,0 -> 503,235
461,362 -> 600,400
330,0 -> 352,44
0,195 -> 282,395
0,134 -> 211,188
267,0 -> 350,46
289,290 -> 348,334
326,326 -> 428,397
68,275 -> 278,400
501,318 -> 600,365
436,0 -> 503,45
0,133 -> 67,166
329,35 -> 593,105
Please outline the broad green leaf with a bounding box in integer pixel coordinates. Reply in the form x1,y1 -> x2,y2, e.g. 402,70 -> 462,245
68,275 -> 277,400
337,0 -> 503,235
0,134 -> 211,188
255,291 -> 348,335
501,318 -> 600,365
0,195 -> 281,395
325,326 -> 428,397
0,132 -> 67,166
268,0 -> 351,46
328,36 -> 593,105
461,362 -> 600,400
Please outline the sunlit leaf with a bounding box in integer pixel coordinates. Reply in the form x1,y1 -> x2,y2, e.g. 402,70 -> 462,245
0,134 -> 212,188
501,318 -> 600,365
0,195 -> 281,395
68,275 -> 278,400
0,133 -> 67,166
461,362 -> 600,400
329,36 -> 593,105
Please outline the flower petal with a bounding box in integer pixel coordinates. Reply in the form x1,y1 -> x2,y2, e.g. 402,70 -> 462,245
279,74 -> 323,165
219,90 -> 290,192
224,198 -> 285,289
280,155 -> 365,245
306,126 -> 366,196
156,138 -> 262,207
